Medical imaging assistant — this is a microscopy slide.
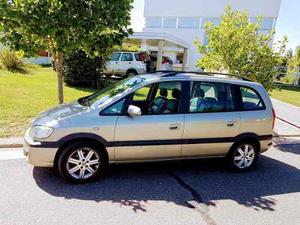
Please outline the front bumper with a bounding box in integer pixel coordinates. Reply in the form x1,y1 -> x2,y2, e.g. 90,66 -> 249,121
23,136 -> 58,167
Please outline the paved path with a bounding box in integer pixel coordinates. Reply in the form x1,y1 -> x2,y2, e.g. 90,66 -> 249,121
272,98 -> 300,136
0,137 -> 300,225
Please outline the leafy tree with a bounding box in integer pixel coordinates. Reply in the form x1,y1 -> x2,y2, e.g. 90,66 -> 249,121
0,0 -> 133,103
196,6 -> 287,91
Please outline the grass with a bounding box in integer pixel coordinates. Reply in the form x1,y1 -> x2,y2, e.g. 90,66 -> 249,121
270,84 -> 300,107
0,66 -> 95,137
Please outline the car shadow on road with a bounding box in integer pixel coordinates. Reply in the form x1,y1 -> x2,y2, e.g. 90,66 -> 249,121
33,155 -> 300,213
273,137 -> 300,155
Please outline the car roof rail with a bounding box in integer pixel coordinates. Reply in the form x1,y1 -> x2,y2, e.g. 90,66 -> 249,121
149,70 -> 251,81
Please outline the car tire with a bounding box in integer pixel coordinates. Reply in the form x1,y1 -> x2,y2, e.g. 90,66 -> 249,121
57,141 -> 108,183
227,141 -> 259,172
126,69 -> 137,77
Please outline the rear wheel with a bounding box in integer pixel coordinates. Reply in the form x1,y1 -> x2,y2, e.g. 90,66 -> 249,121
227,141 -> 258,172
58,142 -> 107,183
126,69 -> 137,77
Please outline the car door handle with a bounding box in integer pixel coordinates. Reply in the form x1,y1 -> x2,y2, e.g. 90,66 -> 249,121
115,62 -> 118,64
227,121 -> 235,127
129,62 -> 132,64
169,123 -> 180,130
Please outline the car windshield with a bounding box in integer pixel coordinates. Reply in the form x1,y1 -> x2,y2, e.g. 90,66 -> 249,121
78,76 -> 146,107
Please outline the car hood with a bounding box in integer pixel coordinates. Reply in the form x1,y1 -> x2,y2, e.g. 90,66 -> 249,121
32,101 -> 88,126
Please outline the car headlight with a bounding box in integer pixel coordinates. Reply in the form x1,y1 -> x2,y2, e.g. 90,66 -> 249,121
30,126 -> 54,139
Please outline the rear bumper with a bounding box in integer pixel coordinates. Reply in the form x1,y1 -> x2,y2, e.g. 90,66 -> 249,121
260,139 -> 273,153
23,136 -> 58,167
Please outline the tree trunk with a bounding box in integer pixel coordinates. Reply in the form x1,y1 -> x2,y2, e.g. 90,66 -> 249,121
52,51 -> 64,104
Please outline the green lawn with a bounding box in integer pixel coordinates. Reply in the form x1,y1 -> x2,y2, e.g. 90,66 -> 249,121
0,67 -> 94,137
270,84 -> 300,107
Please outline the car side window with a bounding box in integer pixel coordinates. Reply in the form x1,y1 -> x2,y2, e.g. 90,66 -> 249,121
240,87 -> 265,110
151,82 -> 182,114
111,53 -> 121,61
134,53 -> 141,61
133,85 -> 151,101
189,81 -> 226,113
121,53 -> 133,61
101,99 -> 125,115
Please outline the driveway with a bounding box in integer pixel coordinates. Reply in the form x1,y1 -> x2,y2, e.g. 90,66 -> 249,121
0,137 -> 299,225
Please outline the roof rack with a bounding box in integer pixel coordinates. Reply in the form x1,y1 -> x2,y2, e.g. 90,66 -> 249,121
150,70 -> 251,81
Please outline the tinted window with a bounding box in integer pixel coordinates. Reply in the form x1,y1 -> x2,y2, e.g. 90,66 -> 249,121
102,99 -> 125,115
178,17 -> 199,28
189,82 -> 226,113
240,87 -> 264,110
121,53 -> 133,61
146,17 -> 162,28
134,53 -> 141,61
111,53 -> 121,61
163,18 -> 177,28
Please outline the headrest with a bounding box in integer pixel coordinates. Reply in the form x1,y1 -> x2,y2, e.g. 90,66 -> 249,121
194,88 -> 204,98
160,88 -> 168,97
172,88 -> 181,99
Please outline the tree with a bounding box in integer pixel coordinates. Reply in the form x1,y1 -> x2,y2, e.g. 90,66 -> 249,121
0,0 -> 133,104
196,6 -> 287,91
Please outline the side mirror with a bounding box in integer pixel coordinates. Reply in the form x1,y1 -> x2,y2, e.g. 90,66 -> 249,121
127,105 -> 142,117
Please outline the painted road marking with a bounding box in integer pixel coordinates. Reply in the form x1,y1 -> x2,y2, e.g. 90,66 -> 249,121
0,149 -> 24,160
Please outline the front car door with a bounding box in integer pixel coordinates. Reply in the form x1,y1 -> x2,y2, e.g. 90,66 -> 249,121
119,53 -> 134,75
106,52 -> 121,74
182,81 -> 241,157
113,81 -> 185,161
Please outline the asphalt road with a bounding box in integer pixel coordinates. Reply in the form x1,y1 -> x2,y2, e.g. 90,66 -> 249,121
0,137 -> 299,225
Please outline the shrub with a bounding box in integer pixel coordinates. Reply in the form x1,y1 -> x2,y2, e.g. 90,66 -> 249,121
0,49 -> 26,73
282,73 -> 295,84
63,50 -> 106,88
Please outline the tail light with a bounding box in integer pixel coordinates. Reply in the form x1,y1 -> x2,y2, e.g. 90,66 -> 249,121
272,109 -> 276,130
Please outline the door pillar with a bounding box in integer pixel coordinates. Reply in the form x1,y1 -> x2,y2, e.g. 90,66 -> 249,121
156,40 -> 164,71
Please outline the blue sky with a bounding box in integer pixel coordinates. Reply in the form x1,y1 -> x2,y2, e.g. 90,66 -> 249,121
130,0 -> 300,51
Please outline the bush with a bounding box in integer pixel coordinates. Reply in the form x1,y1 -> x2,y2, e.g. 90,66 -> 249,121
63,50 -> 106,88
0,49 -> 26,73
282,73 -> 295,84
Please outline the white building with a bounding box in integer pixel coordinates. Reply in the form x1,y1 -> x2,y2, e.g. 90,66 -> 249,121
129,0 -> 282,71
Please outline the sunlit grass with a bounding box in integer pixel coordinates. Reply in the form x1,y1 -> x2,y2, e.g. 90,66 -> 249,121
0,66 -> 94,137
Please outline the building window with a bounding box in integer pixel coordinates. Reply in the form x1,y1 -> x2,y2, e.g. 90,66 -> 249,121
146,17 -> 162,28
178,17 -> 199,29
201,18 -> 221,28
250,17 -> 274,30
163,18 -> 177,28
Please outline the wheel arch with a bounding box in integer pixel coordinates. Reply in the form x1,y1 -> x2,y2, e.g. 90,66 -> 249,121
53,134 -> 109,169
126,68 -> 138,75
230,133 -> 261,153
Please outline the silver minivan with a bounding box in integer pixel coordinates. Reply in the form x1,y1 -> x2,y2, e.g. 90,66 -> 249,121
24,72 -> 274,183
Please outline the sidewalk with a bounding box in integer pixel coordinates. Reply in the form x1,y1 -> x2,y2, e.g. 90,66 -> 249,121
272,98 -> 300,136
0,137 -> 23,148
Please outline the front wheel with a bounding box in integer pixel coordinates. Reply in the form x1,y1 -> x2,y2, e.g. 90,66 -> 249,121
227,142 -> 259,172
57,142 -> 107,183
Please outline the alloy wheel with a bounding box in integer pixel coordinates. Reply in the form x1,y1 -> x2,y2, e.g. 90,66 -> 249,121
233,144 -> 255,169
66,148 -> 100,179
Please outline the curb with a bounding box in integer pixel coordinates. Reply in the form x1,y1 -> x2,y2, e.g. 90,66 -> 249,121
0,143 -> 23,149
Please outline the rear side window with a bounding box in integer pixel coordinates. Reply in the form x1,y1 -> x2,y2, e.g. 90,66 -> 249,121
240,87 -> 265,110
189,81 -> 227,113
121,53 -> 133,61
134,53 -> 141,61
